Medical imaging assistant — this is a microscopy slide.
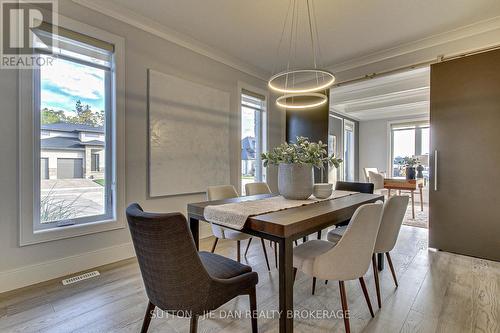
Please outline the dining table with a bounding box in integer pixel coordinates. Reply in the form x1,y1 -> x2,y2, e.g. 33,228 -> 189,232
187,192 -> 384,333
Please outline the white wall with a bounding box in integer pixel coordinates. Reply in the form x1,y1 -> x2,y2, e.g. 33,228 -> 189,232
0,1 -> 284,292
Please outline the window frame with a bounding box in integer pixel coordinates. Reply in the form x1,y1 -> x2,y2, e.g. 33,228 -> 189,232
19,15 -> 125,246
388,118 -> 430,177
237,82 -> 268,195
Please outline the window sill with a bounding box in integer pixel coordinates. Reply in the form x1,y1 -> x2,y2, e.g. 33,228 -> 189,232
20,217 -> 125,246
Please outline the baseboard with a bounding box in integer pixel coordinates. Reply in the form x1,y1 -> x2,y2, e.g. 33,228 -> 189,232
0,242 -> 136,293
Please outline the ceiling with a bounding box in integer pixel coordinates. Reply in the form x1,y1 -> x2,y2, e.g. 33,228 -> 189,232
331,67 -> 430,121
81,0 -> 500,75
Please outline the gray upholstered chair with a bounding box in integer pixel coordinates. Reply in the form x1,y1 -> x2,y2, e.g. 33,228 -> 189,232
293,203 -> 384,333
126,203 -> 259,333
207,185 -> 271,271
327,195 -> 409,308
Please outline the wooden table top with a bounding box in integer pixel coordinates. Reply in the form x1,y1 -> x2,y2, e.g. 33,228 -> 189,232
384,178 -> 424,190
188,193 -> 384,239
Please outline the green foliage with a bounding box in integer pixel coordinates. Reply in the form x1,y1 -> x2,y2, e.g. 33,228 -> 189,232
261,136 -> 343,169
398,156 -> 420,168
41,100 -> 105,127
93,179 -> 105,186
40,186 -> 85,223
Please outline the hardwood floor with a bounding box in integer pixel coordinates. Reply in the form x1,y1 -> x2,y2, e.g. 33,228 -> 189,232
1,226 -> 499,333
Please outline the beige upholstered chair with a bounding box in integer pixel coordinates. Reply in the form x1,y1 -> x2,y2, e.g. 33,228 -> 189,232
368,170 -> 388,197
245,182 -> 271,196
327,195 -> 409,308
363,167 -> 380,182
293,203 -> 384,333
207,185 -> 271,271
244,182 -> 278,269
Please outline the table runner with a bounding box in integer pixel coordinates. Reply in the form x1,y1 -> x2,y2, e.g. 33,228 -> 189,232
203,190 -> 357,230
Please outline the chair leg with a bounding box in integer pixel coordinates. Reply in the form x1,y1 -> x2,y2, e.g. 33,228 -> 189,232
293,267 -> 297,282
325,280 -> 328,285
237,241 -> 241,262
339,281 -> 350,333
210,238 -> 219,253
312,277 -> 317,295
244,238 -> 253,256
140,301 -> 155,333
372,254 -> 382,308
317,230 -> 322,239
386,252 -> 398,287
359,277 -> 375,318
249,287 -> 258,333
190,315 -> 198,333
274,242 -> 278,269
294,240 -> 298,246
260,238 -> 271,271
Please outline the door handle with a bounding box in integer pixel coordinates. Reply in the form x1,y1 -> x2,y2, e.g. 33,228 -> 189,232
434,150 -> 438,191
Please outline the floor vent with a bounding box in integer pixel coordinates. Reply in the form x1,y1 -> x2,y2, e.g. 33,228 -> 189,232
62,270 -> 100,286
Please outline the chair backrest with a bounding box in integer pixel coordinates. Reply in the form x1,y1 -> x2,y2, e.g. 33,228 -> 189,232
374,195 -> 409,253
206,185 -> 239,238
314,203 -> 383,281
363,167 -> 379,182
207,185 -> 239,201
126,203 -> 210,311
368,171 -> 385,190
335,181 -> 374,194
245,182 -> 271,196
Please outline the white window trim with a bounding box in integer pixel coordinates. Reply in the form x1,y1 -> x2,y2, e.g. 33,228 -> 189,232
19,15 -> 126,246
237,81 -> 269,195
386,117 -> 430,177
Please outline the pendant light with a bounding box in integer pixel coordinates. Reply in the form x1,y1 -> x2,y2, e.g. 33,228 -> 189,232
269,0 -> 335,109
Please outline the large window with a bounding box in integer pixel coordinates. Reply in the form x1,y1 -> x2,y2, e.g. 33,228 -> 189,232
240,90 -> 266,194
343,120 -> 356,181
34,24 -> 115,230
391,121 -> 430,178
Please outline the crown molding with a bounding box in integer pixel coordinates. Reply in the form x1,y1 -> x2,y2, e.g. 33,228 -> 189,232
71,0 -> 269,80
329,15 -> 500,74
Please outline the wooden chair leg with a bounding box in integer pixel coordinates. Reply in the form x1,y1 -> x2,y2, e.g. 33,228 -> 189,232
359,277 -> 375,318
249,287 -> 258,333
190,315 -> 198,333
372,254 -> 382,308
274,242 -> 278,269
293,267 -> 297,282
317,230 -> 322,239
237,241 -> 241,262
244,238 -> 253,256
140,301 -> 155,333
210,238 -> 219,253
260,238 -> 271,271
312,277 -> 317,295
386,252 -> 398,287
339,281 -> 350,333
294,240 -> 298,246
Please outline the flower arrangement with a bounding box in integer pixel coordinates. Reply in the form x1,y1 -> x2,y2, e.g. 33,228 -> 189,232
261,136 -> 342,169
398,156 -> 420,168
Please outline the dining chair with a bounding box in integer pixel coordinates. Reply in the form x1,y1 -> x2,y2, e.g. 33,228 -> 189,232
126,203 -> 259,333
207,185 -> 271,271
363,167 -> 387,182
245,182 -> 278,269
293,203 -> 384,333
368,171 -> 387,196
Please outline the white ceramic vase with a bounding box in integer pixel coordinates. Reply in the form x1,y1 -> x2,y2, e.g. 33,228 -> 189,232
278,163 -> 314,200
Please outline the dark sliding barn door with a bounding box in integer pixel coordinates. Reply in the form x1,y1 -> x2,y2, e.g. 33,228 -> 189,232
429,49 -> 500,261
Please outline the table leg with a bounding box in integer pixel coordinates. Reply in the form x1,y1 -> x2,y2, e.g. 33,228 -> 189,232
419,187 -> 424,211
377,253 -> 384,271
189,217 -> 200,250
388,189 -> 391,197
278,238 -> 294,333
411,191 -> 415,219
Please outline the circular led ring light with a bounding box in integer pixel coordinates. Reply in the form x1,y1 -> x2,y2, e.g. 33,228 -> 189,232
276,93 -> 328,109
268,69 -> 336,94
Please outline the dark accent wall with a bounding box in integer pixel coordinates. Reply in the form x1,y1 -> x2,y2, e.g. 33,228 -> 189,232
286,92 -> 329,182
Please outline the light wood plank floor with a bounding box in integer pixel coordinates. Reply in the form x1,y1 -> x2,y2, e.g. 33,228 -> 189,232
1,226 -> 499,333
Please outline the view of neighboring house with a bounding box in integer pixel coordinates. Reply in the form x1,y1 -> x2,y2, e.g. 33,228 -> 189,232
41,122 -> 105,180
241,136 -> 256,176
